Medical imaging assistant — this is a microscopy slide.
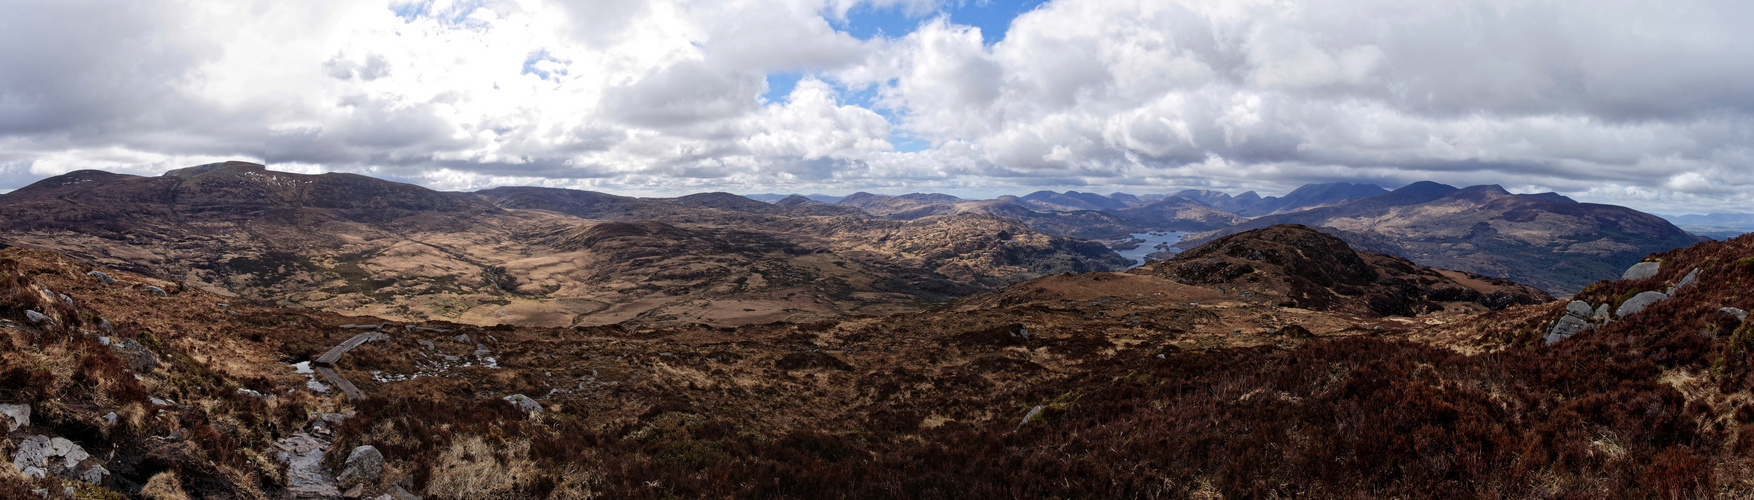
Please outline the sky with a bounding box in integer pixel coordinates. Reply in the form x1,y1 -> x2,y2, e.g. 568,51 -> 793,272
1,0 -> 1752,214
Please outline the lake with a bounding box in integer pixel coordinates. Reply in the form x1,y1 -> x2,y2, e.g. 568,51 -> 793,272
1113,231 -> 1193,267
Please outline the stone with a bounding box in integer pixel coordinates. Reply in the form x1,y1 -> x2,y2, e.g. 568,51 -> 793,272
1617,291 -> 1670,318
1565,300 -> 1594,318
24,310 -> 51,324
50,437 -> 89,468
444,355 -> 460,362
1,403 -> 29,431
109,338 -> 159,372
59,294 -> 73,308
474,344 -> 492,357
102,412 -> 117,426
1545,315 -> 1592,345
87,271 -> 114,284
81,465 -> 108,484
452,334 -> 471,344
277,433 -> 340,497
391,485 -> 422,500
503,394 -> 542,413
22,468 -> 45,479
345,484 -> 365,498
143,286 -> 167,297
1623,262 -> 1661,281
98,318 -> 113,333
39,289 -> 54,300
418,340 -> 435,350
1678,268 -> 1701,289
1593,304 -> 1612,321
1723,307 -> 1749,322
337,445 -> 385,488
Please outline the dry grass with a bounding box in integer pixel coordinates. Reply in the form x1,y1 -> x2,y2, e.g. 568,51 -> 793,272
141,472 -> 189,500
427,436 -> 540,499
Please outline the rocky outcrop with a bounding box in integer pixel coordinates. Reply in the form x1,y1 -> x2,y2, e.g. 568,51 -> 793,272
1623,262 -> 1661,281
0,403 -> 28,431
1618,291 -> 1671,318
86,270 -> 114,284
337,445 -> 385,489
10,435 -> 96,481
504,394 -> 542,413
1546,300 -> 1602,345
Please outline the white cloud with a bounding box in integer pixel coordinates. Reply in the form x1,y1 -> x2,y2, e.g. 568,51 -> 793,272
1,0 -> 1752,214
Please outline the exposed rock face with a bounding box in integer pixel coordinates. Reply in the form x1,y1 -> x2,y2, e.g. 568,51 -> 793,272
108,338 -> 159,372
87,270 -> 114,284
10,435 -> 94,480
144,286 -> 167,297
1624,262 -> 1662,281
503,394 -> 542,413
1546,301 -> 1601,345
0,403 -> 29,431
277,433 -> 339,497
1617,291 -> 1672,317
1134,224 -> 1553,317
25,309 -> 50,324
337,445 -> 385,488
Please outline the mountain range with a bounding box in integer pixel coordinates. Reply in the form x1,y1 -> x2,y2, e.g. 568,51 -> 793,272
0,162 -> 1125,328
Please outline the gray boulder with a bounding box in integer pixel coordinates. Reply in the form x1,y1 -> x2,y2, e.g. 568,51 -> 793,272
503,394 -> 542,413
59,294 -> 73,308
143,286 -> 167,297
86,271 -> 114,284
1545,300 -> 1601,345
1723,307 -> 1749,322
108,338 -> 159,372
81,465 -> 108,484
337,445 -> 385,488
1623,262 -> 1661,281
1593,304 -> 1611,321
452,334 -> 472,344
418,340 -> 436,350
1678,268 -> 1701,289
1617,291 -> 1671,317
1,403 -> 29,431
24,310 -> 51,325
11,435 -> 89,474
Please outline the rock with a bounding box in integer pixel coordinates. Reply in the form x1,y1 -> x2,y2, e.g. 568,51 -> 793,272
98,318 -> 113,333
1723,307 -> 1749,322
50,437 -> 89,468
81,465 -> 108,484
109,338 -> 159,372
452,334 -> 471,344
503,394 -> 542,413
391,485 -> 422,500
474,344 -> 492,357
11,435 -> 87,473
1,403 -> 29,431
24,310 -> 51,325
344,484 -> 365,498
1622,261 -> 1661,281
22,468 -> 45,479
143,286 -> 167,297
87,271 -> 114,284
444,355 -> 460,362
1678,268 -> 1700,289
337,445 -> 385,488
39,289 -> 54,301
1565,300 -> 1594,317
1617,291 -> 1670,318
1544,315 -> 1592,345
102,412 -> 117,426
277,433 -> 340,497
1593,303 -> 1612,321
59,294 -> 73,308
418,340 -> 435,350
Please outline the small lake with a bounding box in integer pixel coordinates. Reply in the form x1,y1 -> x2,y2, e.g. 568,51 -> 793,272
1112,232 -> 1193,267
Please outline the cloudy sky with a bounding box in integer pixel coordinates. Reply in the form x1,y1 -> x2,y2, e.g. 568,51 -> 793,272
1,0 -> 1751,214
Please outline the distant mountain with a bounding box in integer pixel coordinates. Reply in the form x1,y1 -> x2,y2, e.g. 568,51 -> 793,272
1105,196 -> 1247,231
1175,182 -> 1387,217
1018,190 -> 1131,211
1659,213 -> 1754,240
1177,183 -> 1703,295
745,193 -> 845,204
0,163 -> 1127,328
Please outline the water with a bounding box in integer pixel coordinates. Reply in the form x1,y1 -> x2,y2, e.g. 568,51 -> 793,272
1112,232 -> 1192,267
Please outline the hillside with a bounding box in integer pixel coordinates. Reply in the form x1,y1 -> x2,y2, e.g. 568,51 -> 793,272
0,164 -> 1126,328
1177,183 -> 1703,295
5,228 -> 1753,498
